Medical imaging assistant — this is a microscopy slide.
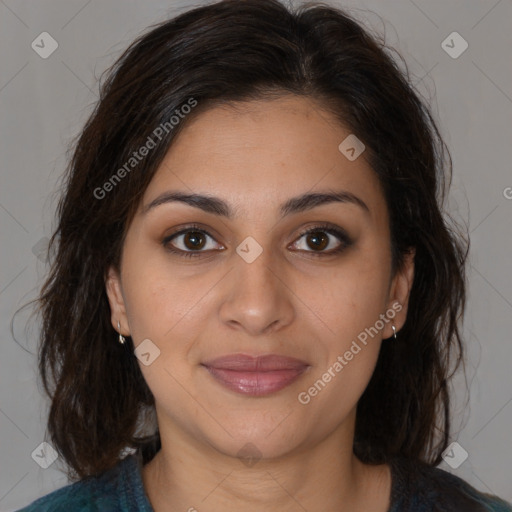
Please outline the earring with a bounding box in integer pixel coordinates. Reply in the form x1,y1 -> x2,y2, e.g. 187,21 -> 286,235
391,325 -> 397,339
117,321 -> 126,345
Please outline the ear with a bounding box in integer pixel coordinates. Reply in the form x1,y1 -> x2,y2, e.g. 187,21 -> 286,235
382,248 -> 415,339
105,265 -> 130,337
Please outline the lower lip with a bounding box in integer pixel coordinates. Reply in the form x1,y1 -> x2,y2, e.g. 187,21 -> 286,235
203,366 -> 308,396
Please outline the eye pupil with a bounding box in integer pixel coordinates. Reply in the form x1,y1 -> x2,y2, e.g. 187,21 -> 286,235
307,231 -> 328,251
184,231 -> 206,250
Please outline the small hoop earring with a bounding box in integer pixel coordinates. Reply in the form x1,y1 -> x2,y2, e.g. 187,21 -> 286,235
117,321 -> 126,345
391,325 -> 397,339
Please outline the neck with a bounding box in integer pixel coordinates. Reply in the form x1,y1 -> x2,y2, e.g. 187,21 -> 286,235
141,414 -> 391,512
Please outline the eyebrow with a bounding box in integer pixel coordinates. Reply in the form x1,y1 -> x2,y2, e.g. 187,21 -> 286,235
142,189 -> 370,219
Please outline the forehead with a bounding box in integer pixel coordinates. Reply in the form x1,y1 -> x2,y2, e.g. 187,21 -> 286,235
140,95 -> 387,225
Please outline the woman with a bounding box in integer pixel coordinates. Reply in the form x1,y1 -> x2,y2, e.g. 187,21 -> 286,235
17,0 -> 512,510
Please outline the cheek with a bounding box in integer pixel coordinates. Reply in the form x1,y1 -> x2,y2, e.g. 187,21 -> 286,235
120,238 -> 196,338
121,256 -> 219,387
297,291 -> 384,423
122,270 -> 202,409
124,275 -> 200,346
298,253 -> 390,343
293,249 -> 390,405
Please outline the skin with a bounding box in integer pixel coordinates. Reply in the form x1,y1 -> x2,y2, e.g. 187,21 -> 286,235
106,95 -> 415,512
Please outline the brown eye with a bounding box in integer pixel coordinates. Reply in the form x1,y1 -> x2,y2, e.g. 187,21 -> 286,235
162,225 -> 223,258
305,231 -> 329,251
291,224 -> 353,257
182,231 -> 207,250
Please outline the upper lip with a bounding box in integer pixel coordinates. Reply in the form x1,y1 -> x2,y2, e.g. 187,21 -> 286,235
202,354 -> 309,372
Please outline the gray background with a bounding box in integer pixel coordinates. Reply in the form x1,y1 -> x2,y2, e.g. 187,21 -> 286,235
1,0 -> 511,510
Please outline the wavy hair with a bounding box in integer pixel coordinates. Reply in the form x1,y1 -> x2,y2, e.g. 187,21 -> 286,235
33,0 -> 469,480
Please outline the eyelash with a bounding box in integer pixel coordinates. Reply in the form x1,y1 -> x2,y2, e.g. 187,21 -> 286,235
161,222 -> 353,259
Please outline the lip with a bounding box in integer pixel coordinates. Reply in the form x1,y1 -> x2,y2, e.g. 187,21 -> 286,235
201,354 -> 310,396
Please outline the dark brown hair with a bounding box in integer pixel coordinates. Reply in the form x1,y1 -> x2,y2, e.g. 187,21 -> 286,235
34,0 -> 469,480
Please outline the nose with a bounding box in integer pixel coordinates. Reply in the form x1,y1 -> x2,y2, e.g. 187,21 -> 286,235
218,246 -> 295,337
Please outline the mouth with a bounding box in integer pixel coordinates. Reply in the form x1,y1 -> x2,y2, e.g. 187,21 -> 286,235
201,354 -> 310,396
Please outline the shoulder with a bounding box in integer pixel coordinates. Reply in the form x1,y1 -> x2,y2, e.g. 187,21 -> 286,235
15,477 -> 117,512
389,456 -> 512,512
15,455 -> 148,512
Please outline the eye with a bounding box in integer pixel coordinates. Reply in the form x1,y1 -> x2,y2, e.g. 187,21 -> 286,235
290,223 -> 353,257
162,224 -> 223,259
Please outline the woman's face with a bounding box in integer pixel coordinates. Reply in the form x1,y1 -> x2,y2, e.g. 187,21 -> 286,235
106,95 -> 414,461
